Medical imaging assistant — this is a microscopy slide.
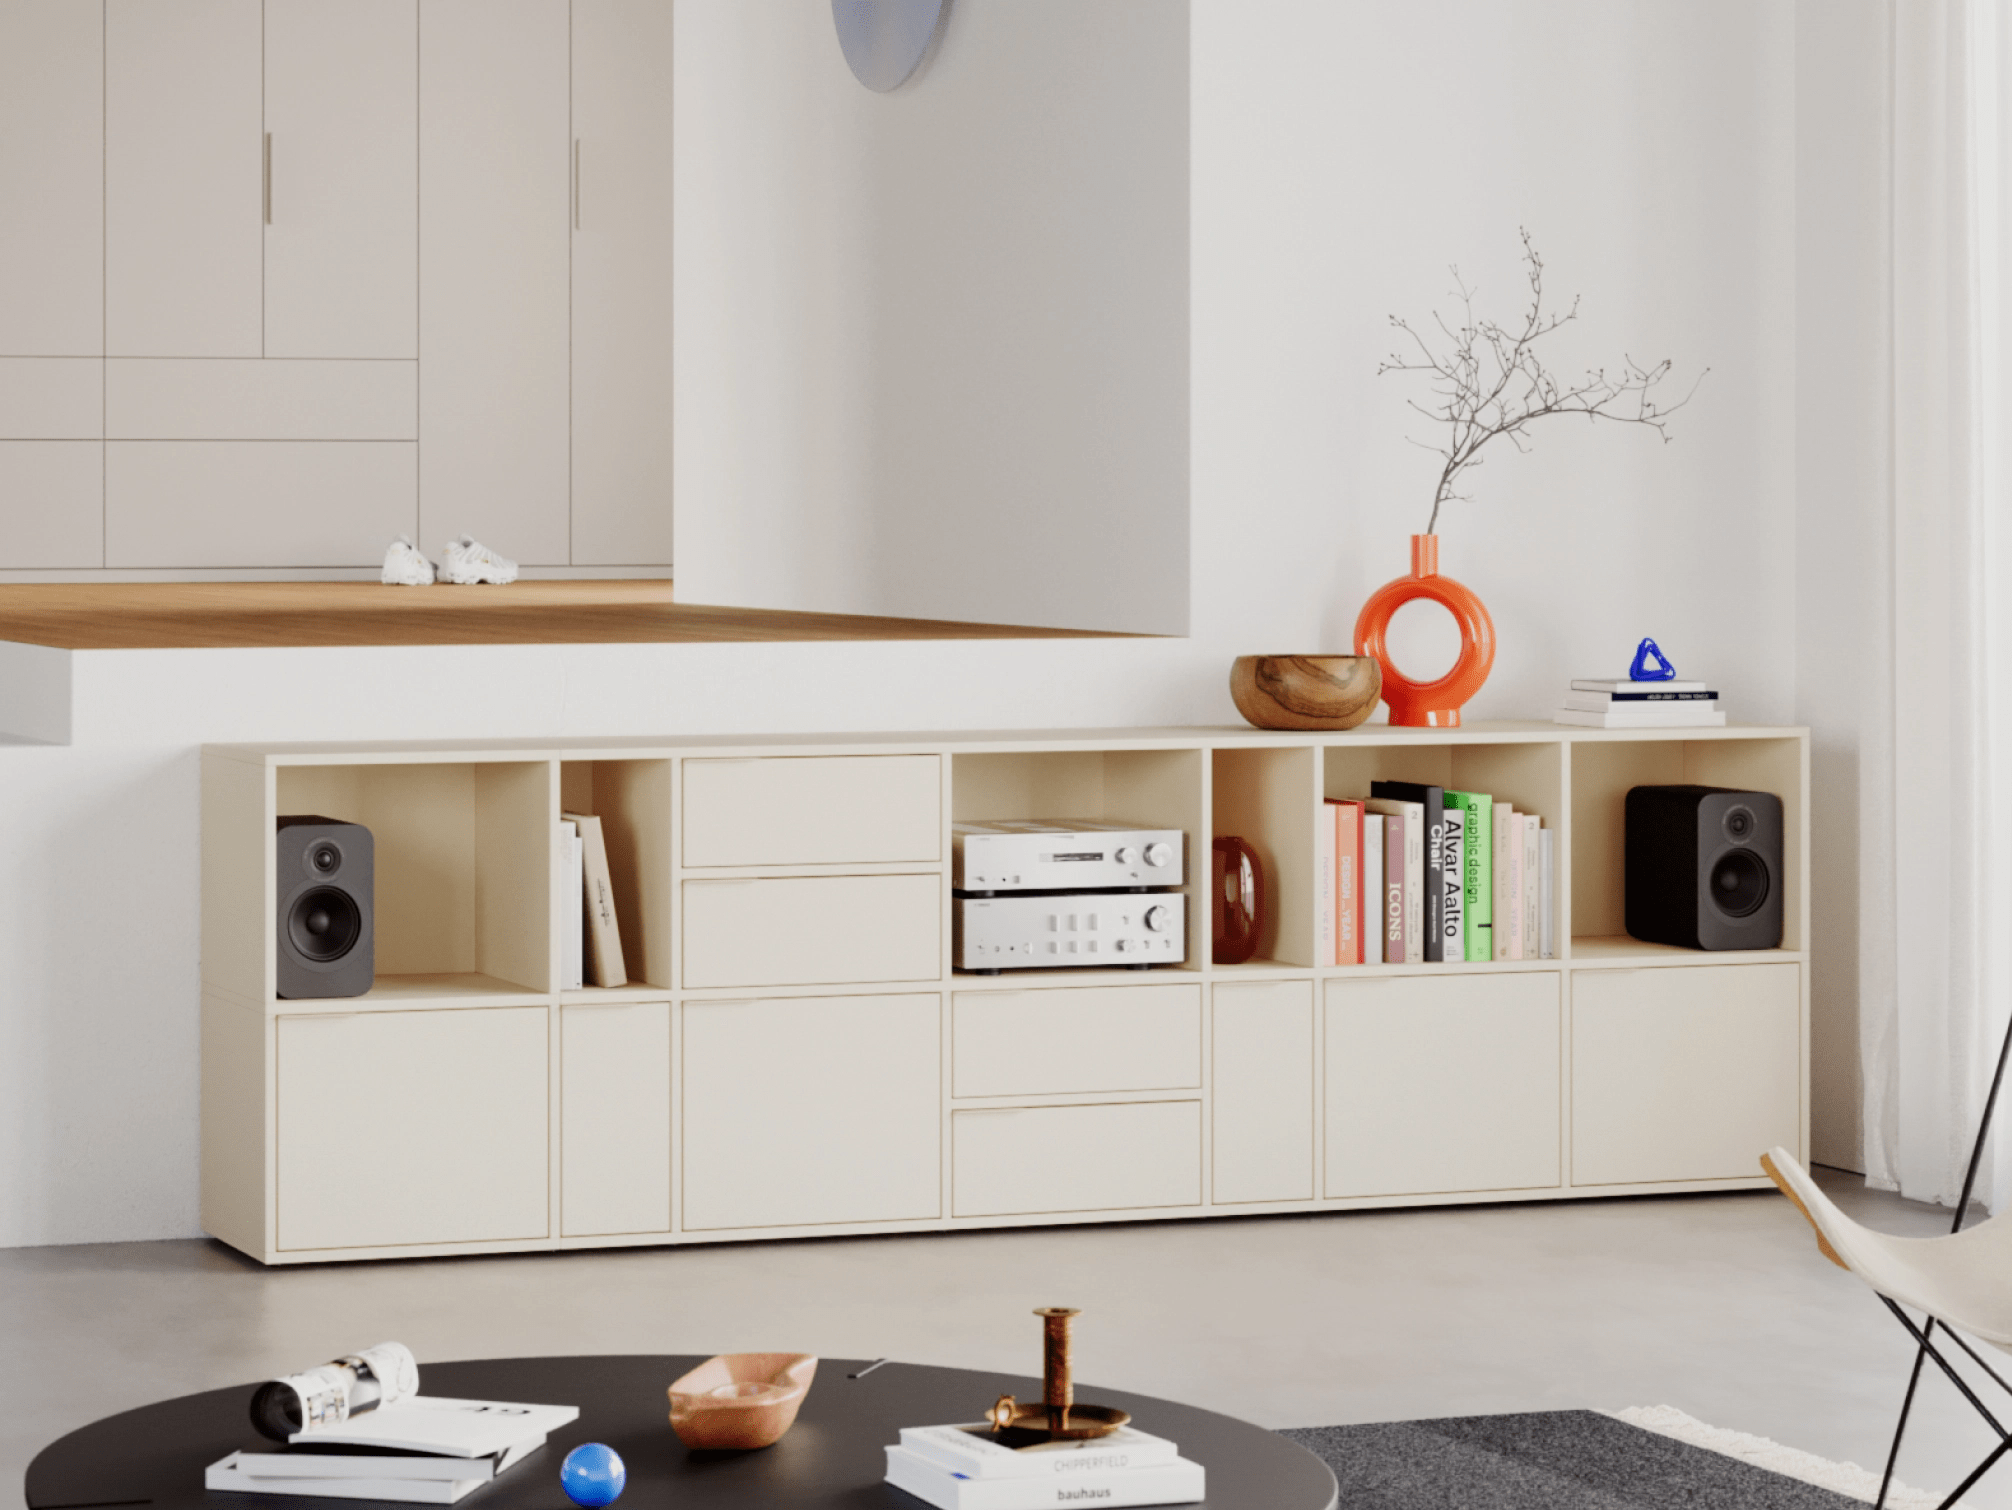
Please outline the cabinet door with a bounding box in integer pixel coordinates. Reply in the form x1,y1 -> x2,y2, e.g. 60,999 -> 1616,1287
682,994 -> 940,1230
276,1007 -> 549,1251
106,0 -> 263,357
265,0 -> 418,359
419,0 -> 570,563
0,0 -> 103,356
0,443 -> 101,567
570,0 -> 674,566
1572,963 -> 1800,1185
561,1001 -> 670,1237
1212,980 -> 1314,1204
1324,972 -> 1561,1198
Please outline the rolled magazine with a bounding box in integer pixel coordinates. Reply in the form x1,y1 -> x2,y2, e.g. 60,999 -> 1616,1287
249,1342 -> 420,1441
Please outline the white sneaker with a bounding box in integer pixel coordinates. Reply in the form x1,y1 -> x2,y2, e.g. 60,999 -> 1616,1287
437,534 -> 519,585
381,535 -> 435,586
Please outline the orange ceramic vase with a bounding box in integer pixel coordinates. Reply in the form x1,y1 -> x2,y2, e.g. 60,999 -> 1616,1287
1352,534 -> 1496,728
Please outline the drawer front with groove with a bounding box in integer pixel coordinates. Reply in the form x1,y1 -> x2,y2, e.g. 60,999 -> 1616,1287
953,1100 -> 1201,1217
682,756 -> 940,868
681,873 -> 941,989
953,984 -> 1200,1098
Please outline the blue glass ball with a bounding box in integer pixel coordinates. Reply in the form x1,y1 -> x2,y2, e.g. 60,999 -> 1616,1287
560,1442 -> 626,1507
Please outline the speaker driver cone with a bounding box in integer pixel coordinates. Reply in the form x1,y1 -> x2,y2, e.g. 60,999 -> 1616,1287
288,885 -> 362,962
1708,849 -> 1770,918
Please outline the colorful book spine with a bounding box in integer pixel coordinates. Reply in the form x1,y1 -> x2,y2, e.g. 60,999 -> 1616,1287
1371,782 -> 1444,962
1445,791 -> 1492,961
1316,801 -> 1336,968
1362,814 -> 1385,965
1522,815 -> 1541,963
1333,800 -> 1362,966
1538,826 -> 1555,958
1494,804 -> 1518,961
1382,813 -> 1405,962
1440,814 -> 1465,959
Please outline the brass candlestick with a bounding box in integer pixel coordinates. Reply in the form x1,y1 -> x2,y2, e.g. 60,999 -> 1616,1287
985,1306 -> 1131,1442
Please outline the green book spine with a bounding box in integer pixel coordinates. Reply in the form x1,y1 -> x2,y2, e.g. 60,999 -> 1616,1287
1446,791 -> 1492,962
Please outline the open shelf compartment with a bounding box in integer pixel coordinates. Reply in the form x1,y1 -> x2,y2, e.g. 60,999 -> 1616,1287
274,758 -> 554,1001
560,758 -> 672,996
950,747 -> 1205,973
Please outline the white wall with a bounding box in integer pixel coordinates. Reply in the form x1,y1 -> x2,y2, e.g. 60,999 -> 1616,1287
0,0 -> 1809,1246
674,0 -> 1192,636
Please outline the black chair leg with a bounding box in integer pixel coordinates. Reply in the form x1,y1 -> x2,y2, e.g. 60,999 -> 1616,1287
1879,1328 -> 1933,1510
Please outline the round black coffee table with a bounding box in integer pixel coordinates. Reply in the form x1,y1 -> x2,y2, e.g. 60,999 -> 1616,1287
25,1355 -> 1336,1510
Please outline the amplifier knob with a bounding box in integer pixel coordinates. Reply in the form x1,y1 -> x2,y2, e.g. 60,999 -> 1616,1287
1143,842 -> 1172,867
1143,905 -> 1171,932
1113,846 -> 1134,864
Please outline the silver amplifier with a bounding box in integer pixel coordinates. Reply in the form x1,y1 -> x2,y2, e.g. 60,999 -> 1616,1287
953,819 -> 1185,893
955,892 -> 1187,972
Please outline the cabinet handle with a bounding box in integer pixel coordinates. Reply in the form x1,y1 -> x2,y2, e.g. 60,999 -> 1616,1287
263,133 -> 273,224
573,138 -> 581,230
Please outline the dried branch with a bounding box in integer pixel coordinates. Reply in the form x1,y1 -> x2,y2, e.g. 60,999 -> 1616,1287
1378,229 -> 1706,533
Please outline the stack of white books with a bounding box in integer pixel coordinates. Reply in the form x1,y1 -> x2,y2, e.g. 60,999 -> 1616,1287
1554,679 -> 1726,729
208,1397 -> 580,1504
885,1422 -> 1205,1510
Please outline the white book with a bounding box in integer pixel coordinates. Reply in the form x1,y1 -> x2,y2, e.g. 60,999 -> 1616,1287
1361,814 -> 1385,964
1493,804 -> 1518,960
1315,802 -> 1336,967
288,1397 -> 580,1457
208,1455 -> 488,1503
897,1423 -> 1181,1480
560,820 -> 584,990
1570,678 -> 1712,693
218,1439 -> 539,1483
1539,826 -> 1555,958
1561,690 -> 1717,711
885,1445 -> 1205,1510
563,812 -> 628,987
1522,815 -> 1541,965
1364,798 -> 1424,963
1440,819 -> 1465,961
1553,706 -> 1726,728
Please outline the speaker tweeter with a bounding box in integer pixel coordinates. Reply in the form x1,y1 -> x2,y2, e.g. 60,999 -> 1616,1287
277,816 -> 374,998
1624,785 -> 1783,951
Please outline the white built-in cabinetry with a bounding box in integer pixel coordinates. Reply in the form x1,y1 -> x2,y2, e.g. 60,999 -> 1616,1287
0,0 -> 672,575
200,721 -> 1811,1266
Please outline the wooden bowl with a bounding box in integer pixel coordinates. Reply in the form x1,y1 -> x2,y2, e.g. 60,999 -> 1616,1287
667,1353 -> 818,1450
1230,655 -> 1381,730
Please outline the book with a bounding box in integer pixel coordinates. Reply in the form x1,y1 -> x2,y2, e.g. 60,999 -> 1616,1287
209,1439 -> 541,1484
1522,815 -> 1541,965
1369,782 -> 1444,962
1493,804 -> 1517,960
897,1423 -> 1181,1480
1561,689 -> 1717,709
1332,800 -> 1362,966
1315,802 -> 1335,967
206,1455 -> 491,1503
884,1444 -> 1206,1510
1381,811 -> 1406,964
1439,812 -> 1464,958
1444,791 -> 1491,961
1365,798 -> 1424,963
1538,826 -> 1555,958
560,820 -> 584,990
1361,814 -> 1385,965
1570,678 -> 1712,693
284,1397 -> 580,1457
1553,706 -> 1726,729
563,812 -> 627,988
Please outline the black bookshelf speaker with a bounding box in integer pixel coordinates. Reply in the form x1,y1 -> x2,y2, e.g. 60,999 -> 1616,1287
1624,786 -> 1783,951
276,816 -> 374,999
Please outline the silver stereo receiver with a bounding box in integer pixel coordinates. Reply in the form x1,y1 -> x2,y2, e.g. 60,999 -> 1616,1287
955,892 -> 1187,972
953,820 -> 1185,893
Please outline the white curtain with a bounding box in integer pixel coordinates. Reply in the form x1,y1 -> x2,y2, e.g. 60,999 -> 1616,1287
1863,0 -> 2012,1210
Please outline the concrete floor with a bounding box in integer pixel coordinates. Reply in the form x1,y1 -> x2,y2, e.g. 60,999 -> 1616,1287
7,1169 -> 2008,1507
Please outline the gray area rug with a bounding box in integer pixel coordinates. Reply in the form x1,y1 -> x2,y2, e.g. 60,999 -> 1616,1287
1282,1410 -> 1865,1509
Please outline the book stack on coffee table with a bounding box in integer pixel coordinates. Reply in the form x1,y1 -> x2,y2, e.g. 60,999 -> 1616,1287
885,1421 -> 1205,1509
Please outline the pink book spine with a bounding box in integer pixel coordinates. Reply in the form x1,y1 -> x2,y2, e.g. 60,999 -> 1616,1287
1385,812 -> 1406,961
1335,801 -> 1360,966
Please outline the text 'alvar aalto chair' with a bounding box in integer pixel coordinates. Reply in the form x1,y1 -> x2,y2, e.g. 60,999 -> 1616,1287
1764,1017 -> 2012,1510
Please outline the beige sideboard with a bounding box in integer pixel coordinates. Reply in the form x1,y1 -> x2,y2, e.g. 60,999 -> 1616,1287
199,721 -> 1809,1265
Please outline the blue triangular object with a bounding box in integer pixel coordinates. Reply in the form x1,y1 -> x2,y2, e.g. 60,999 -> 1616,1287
1629,637 -> 1676,682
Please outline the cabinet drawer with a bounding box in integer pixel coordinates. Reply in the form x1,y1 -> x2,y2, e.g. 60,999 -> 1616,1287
953,984 -> 1200,1098
107,359 -> 417,439
276,1007 -> 548,1251
1572,963 -> 1800,1185
683,756 -> 940,868
681,874 -> 940,989
953,1101 -> 1201,1217
1325,973 -> 1561,1198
